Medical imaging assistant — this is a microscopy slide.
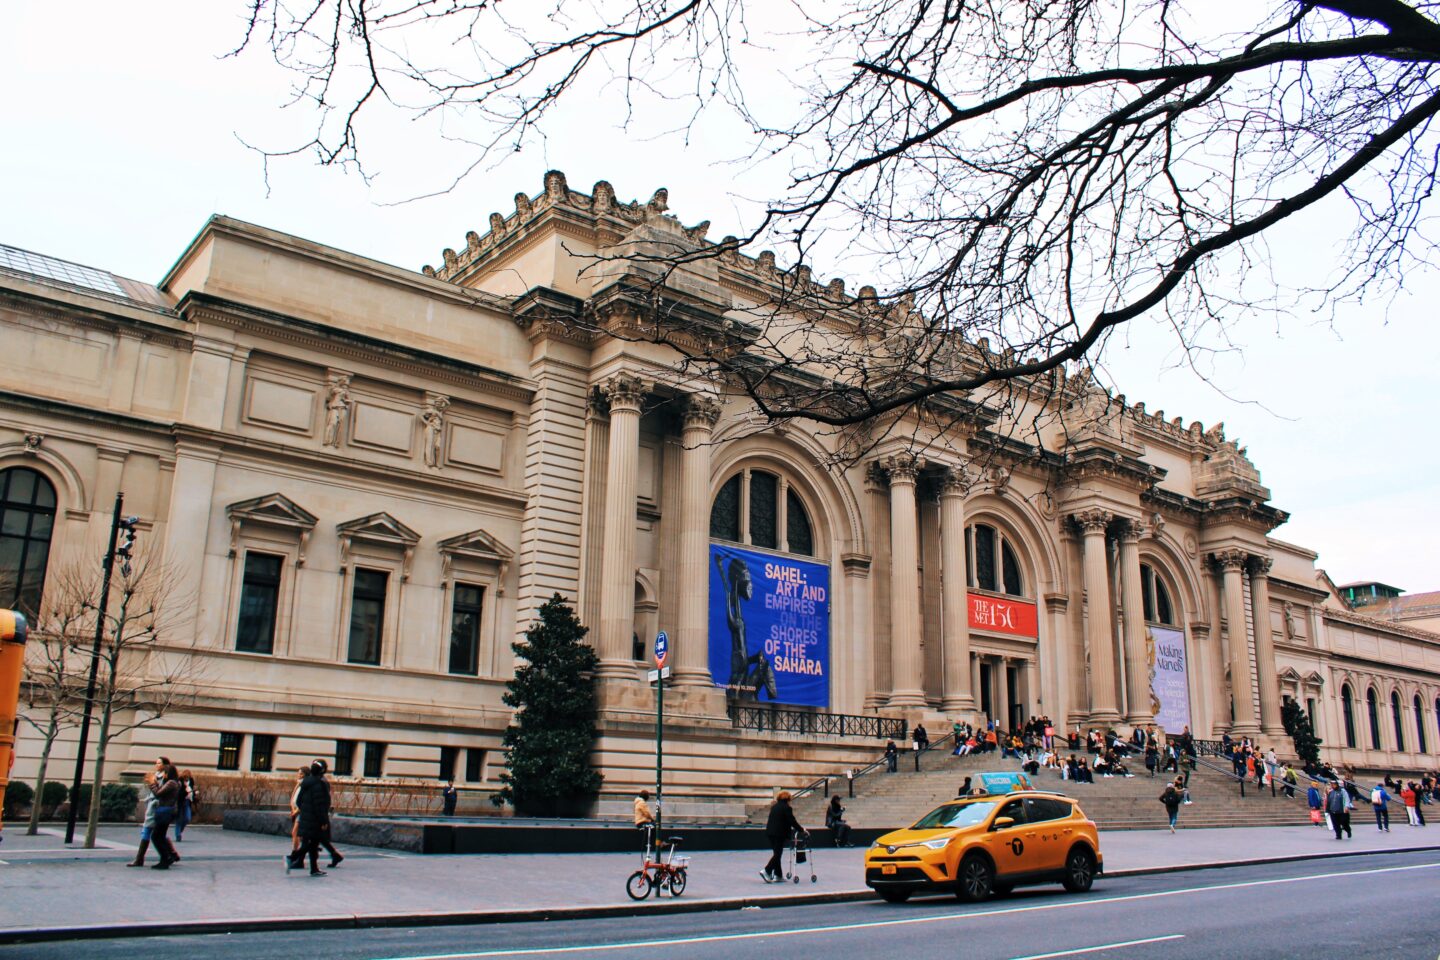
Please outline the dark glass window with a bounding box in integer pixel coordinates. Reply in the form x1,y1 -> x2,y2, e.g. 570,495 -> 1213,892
250,733 -> 276,772
1156,579 -> 1174,625
217,732 -> 242,770
439,746 -> 459,781
0,467 -> 57,619
993,798 -> 1026,827
347,569 -> 388,665
333,740 -> 357,777
1025,797 -> 1072,823
785,488 -> 813,556
1001,540 -> 1023,596
1342,685 -> 1356,748
1392,692 -> 1405,752
709,475 -> 741,541
449,584 -> 484,675
1306,697 -> 1317,732
1415,695 -> 1428,755
363,742 -> 386,778
973,524 -> 997,592
465,748 -> 484,783
236,552 -> 282,654
1141,564 -> 1176,625
749,471 -> 778,549
1367,688 -> 1382,750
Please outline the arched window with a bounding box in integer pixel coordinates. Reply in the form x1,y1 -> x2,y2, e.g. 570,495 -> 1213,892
1391,691 -> 1406,752
965,522 -> 1024,597
1367,687 -> 1382,750
1341,685 -> 1356,748
1140,563 -> 1176,625
0,467 -> 57,618
708,469 -> 814,557
1414,695 -> 1428,755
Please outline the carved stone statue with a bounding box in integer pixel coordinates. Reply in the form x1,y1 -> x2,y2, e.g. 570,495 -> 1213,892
1283,601 -> 1300,641
420,393 -> 450,468
323,374 -> 352,448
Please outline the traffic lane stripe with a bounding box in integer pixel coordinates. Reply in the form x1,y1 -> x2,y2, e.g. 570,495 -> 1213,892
1010,935 -> 1184,960
366,860 -> 1439,960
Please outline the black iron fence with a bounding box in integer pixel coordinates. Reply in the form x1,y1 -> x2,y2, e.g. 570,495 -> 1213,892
726,703 -> 907,741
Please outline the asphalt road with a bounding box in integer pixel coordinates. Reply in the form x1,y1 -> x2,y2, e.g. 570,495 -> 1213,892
8,851 -> 1437,960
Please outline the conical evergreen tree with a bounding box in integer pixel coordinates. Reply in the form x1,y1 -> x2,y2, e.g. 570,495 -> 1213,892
1281,698 -> 1323,768
494,594 -> 603,817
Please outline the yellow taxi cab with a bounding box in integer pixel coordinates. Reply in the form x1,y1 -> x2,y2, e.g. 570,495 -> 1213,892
864,773 -> 1102,903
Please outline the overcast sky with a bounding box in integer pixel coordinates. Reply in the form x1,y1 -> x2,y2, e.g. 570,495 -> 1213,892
2,2 -> 1436,591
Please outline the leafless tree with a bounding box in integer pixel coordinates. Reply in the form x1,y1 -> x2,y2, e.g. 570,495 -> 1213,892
16,581 -> 89,835
233,1 -> 1440,433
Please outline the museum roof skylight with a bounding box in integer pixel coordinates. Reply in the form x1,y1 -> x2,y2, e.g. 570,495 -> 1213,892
0,243 -> 128,297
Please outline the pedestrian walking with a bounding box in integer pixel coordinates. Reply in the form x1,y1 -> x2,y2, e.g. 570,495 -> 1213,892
127,756 -> 169,868
760,791 -> 804,883
289,766 -> 307,854
884,739 -> 898,773
147,763 -> 183,870
312,759 -> 345,868
1144,741 -> 1158,777
442,779 -> 459,816
1326,781 -> 1353,840
174,770 -> 195,841
286,760 -> 332,876
825,795 -> 852,847
1161,778 -> 1183,833
1370,782 -> 1393,832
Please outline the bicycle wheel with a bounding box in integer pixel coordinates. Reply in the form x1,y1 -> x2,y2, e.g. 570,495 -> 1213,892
626,870 -> 653,900
667,867 -> 688,896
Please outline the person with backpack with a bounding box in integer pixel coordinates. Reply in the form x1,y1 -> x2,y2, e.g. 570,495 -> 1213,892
1370,782 -> 1393,832
1327,781 -> 1353,840
1160,778 -> 1183,833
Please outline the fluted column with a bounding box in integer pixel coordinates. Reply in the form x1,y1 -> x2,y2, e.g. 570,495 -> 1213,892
675,394 -> 721,687
938,468 -> 974,714
1248,556 -> 1285,738
1076,510 -> 1120,724
1118,520 -> 1152,727
1215,549 -> 1260,735
997,657 -> 1013,731
886,452 -> 927,708
596,373 -> 646,679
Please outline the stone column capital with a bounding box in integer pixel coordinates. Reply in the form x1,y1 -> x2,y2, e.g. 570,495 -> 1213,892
1072,508 -> 1112,536
680,393 -> 722,432
600,372 -> 648,413
1118,517 -> 1147,544
1248,555 -> 1273,577
1211,548 -> 1249,573
883,452 -> 924,485
937,466 -> 971,499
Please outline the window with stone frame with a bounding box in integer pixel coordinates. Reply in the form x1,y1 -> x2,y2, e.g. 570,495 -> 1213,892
363,741 -> 386,778
250,733 -> 276,772
965,522 -> 1025,597
708,469 -> 815,557
448,584 -> 484,675
1367,687 -> 1382,750
437,528 -> 511,678
347,569 -> 389,665
1341,684 -> 1357,748
1414,694 -> 1428,755
439,745 -> 459,781
464,748 -> 485,783
1140,563 -> 1177,625
235,552 -> 283,654
1391,691 -> 1406,752
0,466 -> 57,619
217,732 -> 243,771
334,739 -> 357,777
225,494 -> 317,657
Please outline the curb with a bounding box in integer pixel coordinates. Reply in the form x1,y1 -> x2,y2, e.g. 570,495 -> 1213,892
3,842 -> 1437,945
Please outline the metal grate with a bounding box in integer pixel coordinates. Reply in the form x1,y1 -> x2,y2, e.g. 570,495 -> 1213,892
0,243 -> 127,296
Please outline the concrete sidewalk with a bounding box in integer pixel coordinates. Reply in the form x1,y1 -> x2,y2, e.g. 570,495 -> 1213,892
1,822 -> 1437,942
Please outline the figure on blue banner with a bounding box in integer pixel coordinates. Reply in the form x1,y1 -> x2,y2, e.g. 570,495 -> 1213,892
714,553 -> 776,700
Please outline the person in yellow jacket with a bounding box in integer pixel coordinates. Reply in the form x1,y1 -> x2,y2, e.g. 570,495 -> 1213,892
633,789 -> 655,829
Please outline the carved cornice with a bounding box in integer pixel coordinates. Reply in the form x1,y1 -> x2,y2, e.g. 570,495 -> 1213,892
1071,508 -> 1113,535
1062,445 -> 1166,493
601,372 -> 648,413
511,287 -> 595,346
1211,548 -> 1250,572
863,461 -> 889,493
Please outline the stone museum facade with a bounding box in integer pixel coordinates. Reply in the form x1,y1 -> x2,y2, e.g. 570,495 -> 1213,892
2,172 -> 1437,811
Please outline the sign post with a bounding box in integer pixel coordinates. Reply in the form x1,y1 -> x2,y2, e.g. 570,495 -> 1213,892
652,631 -> 668,840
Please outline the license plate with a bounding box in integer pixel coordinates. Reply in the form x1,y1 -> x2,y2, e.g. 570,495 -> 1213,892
882,864 -> 897,875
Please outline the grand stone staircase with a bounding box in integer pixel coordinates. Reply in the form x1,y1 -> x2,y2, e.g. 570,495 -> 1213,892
785,751 -> 1315,831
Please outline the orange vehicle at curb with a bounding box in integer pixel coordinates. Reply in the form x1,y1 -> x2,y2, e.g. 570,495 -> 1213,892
863,786 -> 1103,903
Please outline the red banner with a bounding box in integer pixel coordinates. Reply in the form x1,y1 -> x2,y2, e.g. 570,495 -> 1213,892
967,593 -> 1039,638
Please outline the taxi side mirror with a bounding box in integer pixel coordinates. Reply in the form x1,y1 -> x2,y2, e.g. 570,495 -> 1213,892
991,816 -> 1015,830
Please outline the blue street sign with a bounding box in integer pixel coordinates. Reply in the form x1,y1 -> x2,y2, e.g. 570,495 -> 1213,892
654,631 -> 669,668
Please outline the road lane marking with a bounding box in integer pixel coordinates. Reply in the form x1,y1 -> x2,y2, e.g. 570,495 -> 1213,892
1010,935 -> 1184,960
369,860 -> 1440,960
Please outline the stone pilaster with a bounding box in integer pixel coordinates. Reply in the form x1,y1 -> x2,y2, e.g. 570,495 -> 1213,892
1214,549 -> 1260,736
675,394 -> 721,688
1118,520 -> 1152,727
885,452 -> 927,709
938,468 -> 974,715
1248,556 -> 1285,739
596,373 -> 646,680
1075,509 -> 1120,724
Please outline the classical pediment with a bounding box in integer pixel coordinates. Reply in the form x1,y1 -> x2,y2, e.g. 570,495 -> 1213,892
226,493 -> 318,531
438,528 -> 513,592
336,512 -> 420,547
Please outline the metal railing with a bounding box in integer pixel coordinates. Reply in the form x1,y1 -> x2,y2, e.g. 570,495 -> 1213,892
792,731 -> 957,801
727,703 -> 907,741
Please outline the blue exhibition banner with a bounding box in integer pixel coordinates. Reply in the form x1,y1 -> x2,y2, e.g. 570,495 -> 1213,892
708,544 -> 830,707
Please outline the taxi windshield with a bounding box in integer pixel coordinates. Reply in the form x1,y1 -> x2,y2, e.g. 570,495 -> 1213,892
910,800 -> 999,830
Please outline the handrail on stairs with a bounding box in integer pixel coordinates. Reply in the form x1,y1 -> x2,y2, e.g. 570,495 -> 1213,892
792,731 -> 958,801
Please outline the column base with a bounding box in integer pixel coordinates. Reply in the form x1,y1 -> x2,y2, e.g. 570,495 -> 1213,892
1260,725 -> 1289,744
940,696 -> 977,716
595,658 -> 639,681
1087,710 -> 1122,727
1228,724 -> 1262,739
1124,713 -> 1154,730
886,689 -> 928,709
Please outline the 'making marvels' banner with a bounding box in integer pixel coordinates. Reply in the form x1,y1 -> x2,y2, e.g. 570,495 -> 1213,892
1149,625 -> 1191,733
709,544 -> 830,707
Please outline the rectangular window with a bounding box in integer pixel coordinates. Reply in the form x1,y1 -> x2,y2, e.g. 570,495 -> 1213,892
1306,697 -> 1317,731
347,569 -> 389,665
464,748 -> 485,784
448,584 -> 484,675
333,739 -> 357,777
974,524 -> 997,592
250,733 -> 276,772
236,552 -> 283,654
439,746 -> 459,781
363,741 -> 386,778
217,732 -> 243,771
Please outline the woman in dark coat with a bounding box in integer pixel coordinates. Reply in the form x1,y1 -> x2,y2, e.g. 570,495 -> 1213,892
287,760 -> 332,876
761,791 -> 804,882
148,764 -> 183,870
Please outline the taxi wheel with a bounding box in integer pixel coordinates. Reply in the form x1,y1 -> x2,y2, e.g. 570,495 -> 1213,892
1062,848 -> 1096,893
955,853 -> 995,902
879,889 -> 912,903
